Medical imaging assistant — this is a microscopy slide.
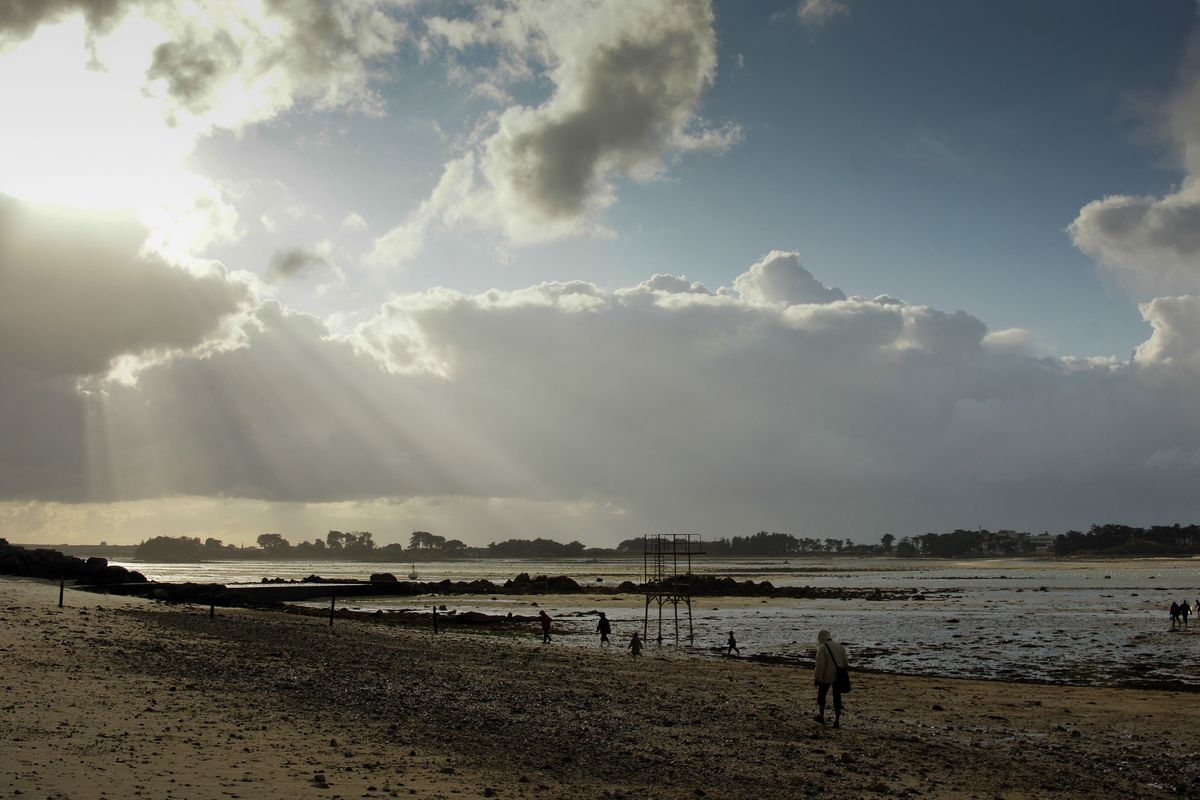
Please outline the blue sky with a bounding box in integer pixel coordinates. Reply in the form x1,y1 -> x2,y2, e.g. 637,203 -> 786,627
187,1 -> 1199,357
5,1 -> 1200,545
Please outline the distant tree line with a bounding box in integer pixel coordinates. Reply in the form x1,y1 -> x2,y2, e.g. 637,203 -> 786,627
134,531 -> 589,562
135,531 -> 406,562
255,531 -> 405,560
131,523 -> 1200,562
135,536 -> 243,562
888,529 -> 1053,558
886,525 -> 1200,558
484,538 -> 587,557
1052,524 -> 1200,556
615,532 -> 868,556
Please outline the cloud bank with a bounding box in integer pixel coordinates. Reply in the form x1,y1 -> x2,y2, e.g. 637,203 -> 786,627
5,253 -> 1200,540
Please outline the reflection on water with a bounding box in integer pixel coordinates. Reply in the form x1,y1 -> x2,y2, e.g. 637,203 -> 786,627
114,556 -> 1200,688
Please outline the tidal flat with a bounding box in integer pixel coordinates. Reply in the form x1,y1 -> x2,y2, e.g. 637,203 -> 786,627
3,574 -> 1199,799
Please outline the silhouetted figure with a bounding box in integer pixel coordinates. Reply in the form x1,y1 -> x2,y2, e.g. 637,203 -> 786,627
727,631 -> 740,656
597,612 -> 611,646
1171,601 -> 1181,630
628,631 -> 642,657
1182,600 -> 1191,628
813,629 -> 850,728
539,610 -> 552,643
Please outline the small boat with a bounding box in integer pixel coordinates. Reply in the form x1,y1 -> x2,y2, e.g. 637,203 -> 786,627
408,563 -> 419,580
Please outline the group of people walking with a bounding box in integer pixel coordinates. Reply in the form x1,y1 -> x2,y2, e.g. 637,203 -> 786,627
1170,599 -> 1196,629
540,610 -> 851,726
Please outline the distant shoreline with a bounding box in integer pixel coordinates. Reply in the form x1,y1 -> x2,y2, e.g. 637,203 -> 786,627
19,542 -> 1200,563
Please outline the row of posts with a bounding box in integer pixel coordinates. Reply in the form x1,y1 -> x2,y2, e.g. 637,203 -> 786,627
55,581 -> 443,635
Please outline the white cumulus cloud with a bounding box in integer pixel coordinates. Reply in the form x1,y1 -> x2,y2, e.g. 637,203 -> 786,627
1069,34 -> 1200,296
795,0 -> 850,28
733,250 -> 846,305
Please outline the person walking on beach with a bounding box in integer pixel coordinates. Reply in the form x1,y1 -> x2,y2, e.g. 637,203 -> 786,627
597,612 -> 611,646
727,631 -> 740,656
628,630 -> 642,657
813,629 -> 849,728
1171,601 -> 1181,630
1182,600 -> 1191,629
538,610 -> 552,643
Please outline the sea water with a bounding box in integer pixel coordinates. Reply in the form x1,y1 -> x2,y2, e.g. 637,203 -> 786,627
113,556 -> 1200,689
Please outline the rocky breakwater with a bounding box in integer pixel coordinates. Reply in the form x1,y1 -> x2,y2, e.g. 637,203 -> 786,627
257,571 -> 919,602
255,571 -> 583,600
638,574 -> 921,601
501,572 -> 582,593
0,539 -> 147,586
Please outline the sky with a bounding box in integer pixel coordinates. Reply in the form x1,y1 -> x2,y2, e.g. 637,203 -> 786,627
4,0 -> 1200,547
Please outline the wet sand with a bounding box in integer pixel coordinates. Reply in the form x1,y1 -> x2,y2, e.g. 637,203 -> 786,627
3,576 -> 1198,799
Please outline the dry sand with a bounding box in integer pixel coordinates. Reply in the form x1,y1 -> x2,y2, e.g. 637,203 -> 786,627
3,576 -> 1198,799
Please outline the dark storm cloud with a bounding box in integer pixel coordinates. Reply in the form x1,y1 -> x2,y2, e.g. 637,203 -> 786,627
146,28 -> 242,113
372,0 -> 738,262
266,246 -> 331,282
0,196 -> 252,379
0,0 -> 125,39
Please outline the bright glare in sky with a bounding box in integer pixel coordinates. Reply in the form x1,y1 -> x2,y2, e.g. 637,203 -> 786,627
0,17 -> 203,214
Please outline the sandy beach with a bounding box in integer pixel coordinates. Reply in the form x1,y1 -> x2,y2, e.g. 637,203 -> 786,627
3,576 -> 1198,799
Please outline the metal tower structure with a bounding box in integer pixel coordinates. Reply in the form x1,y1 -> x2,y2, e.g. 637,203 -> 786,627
642,534 -> 703,646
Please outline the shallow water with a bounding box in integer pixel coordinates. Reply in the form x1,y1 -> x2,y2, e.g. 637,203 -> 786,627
114,556 -> 1200,689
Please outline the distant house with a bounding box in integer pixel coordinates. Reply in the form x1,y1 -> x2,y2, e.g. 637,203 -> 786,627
1026,532 -> 1055,552
979,530 -> 1026,556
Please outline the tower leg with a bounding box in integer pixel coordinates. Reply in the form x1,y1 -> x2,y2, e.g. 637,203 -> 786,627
657,598 -> 663,645
687,596 -> 694,644
674,598 -> 679,646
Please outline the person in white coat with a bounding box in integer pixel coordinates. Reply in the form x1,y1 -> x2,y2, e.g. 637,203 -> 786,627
813,629 -> 849,727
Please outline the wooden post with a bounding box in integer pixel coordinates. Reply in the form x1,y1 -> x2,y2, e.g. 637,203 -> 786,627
209,602 -> 215,619
329,595 -> 336,627
432,605 -> 439,635
58,578 -> 64,608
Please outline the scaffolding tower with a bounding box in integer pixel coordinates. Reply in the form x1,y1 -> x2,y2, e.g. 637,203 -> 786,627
642,534 -> 704,646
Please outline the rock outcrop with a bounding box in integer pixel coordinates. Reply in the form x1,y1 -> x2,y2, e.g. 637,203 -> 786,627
0,542 -> 147,585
